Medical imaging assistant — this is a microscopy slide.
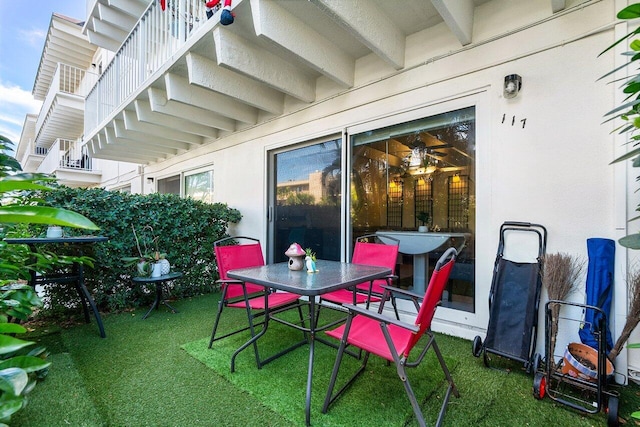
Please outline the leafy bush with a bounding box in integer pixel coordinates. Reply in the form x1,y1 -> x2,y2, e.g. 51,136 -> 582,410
38,187 -> 241,313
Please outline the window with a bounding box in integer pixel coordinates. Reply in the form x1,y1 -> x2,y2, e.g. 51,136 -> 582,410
350,106 -> 476,312
156,169 -> 214,202
157,175 -> 180,195
185,170 -> 214,202
115,185 -> 131,193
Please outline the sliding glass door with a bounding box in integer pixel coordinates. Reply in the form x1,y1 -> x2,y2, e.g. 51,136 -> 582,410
266,104 -> 477,314
268,138 -> 343,263
349,106 -> 476,312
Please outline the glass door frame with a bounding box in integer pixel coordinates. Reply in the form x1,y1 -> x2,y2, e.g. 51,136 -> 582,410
266,133 -> 347,264
344,91 -> 489,331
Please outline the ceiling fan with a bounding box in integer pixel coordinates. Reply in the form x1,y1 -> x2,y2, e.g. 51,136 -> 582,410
407,136 -> 450,157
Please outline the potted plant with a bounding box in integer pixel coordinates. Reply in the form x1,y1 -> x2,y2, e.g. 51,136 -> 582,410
304,248 -> 317,273
122,225 -> 169,277
417,211 -> 429,232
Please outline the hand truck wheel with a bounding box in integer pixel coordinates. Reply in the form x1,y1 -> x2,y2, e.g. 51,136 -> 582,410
472,335 -> 482,357
607,395 -> 619,427
533,372 -> 546,400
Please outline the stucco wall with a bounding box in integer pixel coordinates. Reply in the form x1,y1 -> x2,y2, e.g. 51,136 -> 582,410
141,0 -> 634,376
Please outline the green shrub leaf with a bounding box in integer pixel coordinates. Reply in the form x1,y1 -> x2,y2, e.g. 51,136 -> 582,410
0,324 -> 26,335
618,4 -> 640,19
0,335 -> 33,356
0,368 -> 28,395
0,206 -> 99,230
0,356 -> 50,373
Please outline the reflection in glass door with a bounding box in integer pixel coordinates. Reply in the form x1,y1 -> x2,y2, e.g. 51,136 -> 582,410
350,107 -> 476,312
268,138 -> 342,263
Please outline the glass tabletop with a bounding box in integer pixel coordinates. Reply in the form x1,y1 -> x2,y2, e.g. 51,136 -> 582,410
227,260 -> 391,296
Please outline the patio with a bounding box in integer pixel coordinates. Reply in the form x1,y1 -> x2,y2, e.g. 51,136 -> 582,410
12,291 -> 640,426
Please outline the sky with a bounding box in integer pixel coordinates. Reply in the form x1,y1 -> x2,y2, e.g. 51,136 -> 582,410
0,0 -> 87,146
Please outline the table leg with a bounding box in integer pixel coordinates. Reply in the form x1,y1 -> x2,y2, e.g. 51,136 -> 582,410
161,299 -> 178,313
413,254 -> 429,294
75,281 -> 92,324
305,298 -> 316,426
142,285 -> 160,320
76,264 -> 106,338
143,281 -> 179,319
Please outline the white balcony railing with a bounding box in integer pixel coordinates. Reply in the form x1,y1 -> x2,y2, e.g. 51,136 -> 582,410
38,139 -> 92,174
34,145 -> 48,156
36,63 -> 99,134
19,139 -> 47,164
84,0 -> 209,136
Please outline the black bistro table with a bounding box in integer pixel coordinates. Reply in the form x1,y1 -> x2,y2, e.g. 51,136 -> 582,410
4,236 -> 108,338
227,260 -> 391,426
131,271 -> 183,319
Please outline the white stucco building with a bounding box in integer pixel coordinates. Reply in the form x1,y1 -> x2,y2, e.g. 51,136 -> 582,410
17,0 -> 640,383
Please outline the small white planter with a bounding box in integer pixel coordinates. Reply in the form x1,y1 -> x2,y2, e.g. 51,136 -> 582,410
158,258 -> 170,275
46,226 -> 63,238
151,263 -> 163,277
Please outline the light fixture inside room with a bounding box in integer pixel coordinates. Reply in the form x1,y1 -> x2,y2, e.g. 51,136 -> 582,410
503,74 -> 522,99
423,164 -> 437,174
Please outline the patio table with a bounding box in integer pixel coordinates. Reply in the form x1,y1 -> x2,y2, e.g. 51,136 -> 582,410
375,231 -> 469,293
4,236 -> 108,338
227,260 -> 391,426
132,271 -> 183,319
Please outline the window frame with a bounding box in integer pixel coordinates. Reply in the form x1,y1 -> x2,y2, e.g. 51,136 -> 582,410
345,92 -> 488,327
184,166 -> 214,202
155,164 -> 214,202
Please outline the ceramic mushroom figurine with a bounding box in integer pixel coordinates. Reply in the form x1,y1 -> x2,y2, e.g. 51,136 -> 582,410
285,243 -> 306,271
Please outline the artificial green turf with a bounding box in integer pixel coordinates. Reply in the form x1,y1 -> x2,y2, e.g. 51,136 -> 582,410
10,292 -> 640,426
182,328 -> 456,426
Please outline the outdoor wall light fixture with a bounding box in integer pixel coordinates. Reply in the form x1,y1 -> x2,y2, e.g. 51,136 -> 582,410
146,177 -> 154,184
503,74 -> 522,99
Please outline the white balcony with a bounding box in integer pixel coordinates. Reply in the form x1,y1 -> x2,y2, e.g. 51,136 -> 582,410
83,0 -> 151,52
37,138 -> 102,188
20,140 -> 48,174
35,64 -> 99,150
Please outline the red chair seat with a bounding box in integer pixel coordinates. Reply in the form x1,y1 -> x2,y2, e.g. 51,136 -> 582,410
325,315 -> 411,360
355,278 -> 387,295
227,291 -> 301,309
317,235 -> 399,321
320,289 -> 381,305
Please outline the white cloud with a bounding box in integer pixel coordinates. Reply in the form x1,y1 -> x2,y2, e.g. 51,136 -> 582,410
19,28 -> 47,48
0,82 -> 40,111
0,81 -> 41,143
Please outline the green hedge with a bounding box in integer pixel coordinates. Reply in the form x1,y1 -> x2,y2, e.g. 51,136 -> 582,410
37,187 -> 241,315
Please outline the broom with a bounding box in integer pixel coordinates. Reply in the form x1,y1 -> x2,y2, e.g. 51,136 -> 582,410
543,252 -> 584,368
609,266 -> 640,362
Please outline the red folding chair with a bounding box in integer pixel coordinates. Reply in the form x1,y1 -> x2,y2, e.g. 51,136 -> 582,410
208,236 -> 307,369
322,247 -> 459,427
318,234 -> 400,320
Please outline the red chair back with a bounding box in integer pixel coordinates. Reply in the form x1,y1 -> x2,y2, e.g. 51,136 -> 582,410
214,237 -> 265,299
406,248 -> 457,355
352,236 -> 399,292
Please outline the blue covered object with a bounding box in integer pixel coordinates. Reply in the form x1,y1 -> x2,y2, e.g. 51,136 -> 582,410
579,238 -> 615,352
